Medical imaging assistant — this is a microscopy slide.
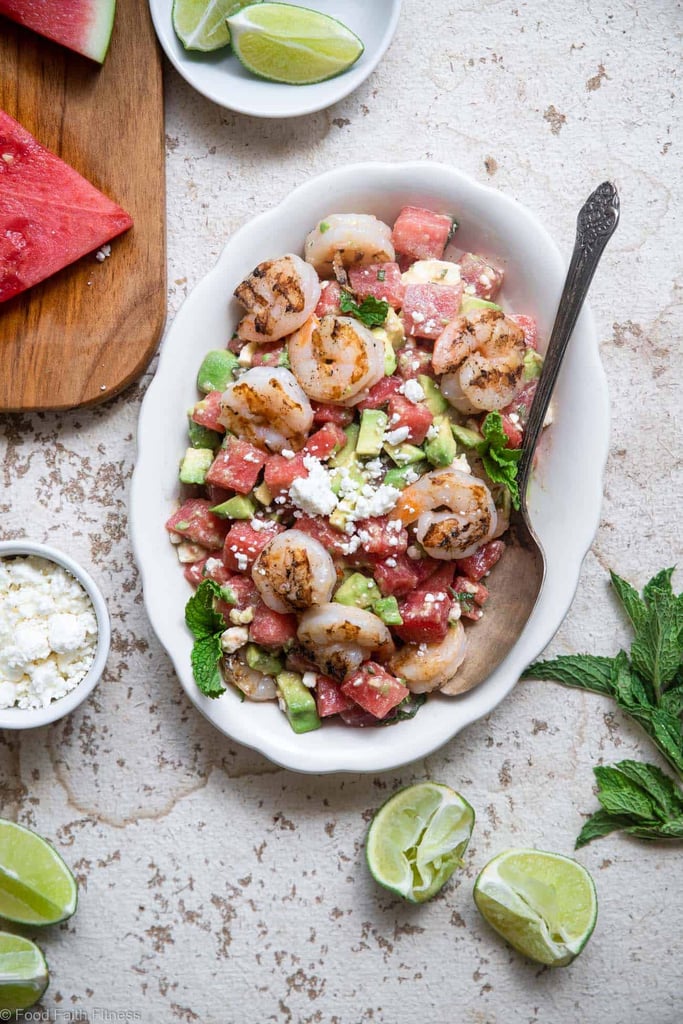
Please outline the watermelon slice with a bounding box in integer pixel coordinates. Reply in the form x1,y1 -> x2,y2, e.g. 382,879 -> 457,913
0,110 -> 133,303
0,0 -> 116,64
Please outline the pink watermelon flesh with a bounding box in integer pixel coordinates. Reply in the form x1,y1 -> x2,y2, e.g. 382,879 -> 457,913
0,0 -> 116,63
0,110 -> 133,303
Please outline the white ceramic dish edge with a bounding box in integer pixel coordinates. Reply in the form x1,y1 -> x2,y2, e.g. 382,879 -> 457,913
131,161 -> 609,774
0,540 -> 111,729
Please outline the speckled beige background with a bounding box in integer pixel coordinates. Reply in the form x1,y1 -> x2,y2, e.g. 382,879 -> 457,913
1,0 -> 682,1021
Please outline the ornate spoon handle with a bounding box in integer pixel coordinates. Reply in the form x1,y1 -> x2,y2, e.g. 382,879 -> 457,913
517,181 -> 620,505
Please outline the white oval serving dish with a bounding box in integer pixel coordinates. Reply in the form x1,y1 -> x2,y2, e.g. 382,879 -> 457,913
130,161 -> 609,774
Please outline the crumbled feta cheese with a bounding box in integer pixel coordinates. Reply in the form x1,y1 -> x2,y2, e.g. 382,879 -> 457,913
234,552 -> 249,573
229,606 -> 254,625
220,626 -> 249,653
0,555 -> 98,710
302,672 -> 318,689
384,426 -> 411,446
249,519 -> 268,532
385,558 -> 397,568
289,456 -> 338,516
401,379 -> 425,403
426,423 -> 440,441
410,311 -> 426,324
95,243 -> 111,262
205,557 -> 223,574
402,260 -> 462,287
280,449 -> 296,460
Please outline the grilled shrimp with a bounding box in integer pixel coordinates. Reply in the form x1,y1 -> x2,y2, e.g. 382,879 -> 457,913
389,622 -> 468,694
223,650 -> 278,701
395,467 -> 497,560
288,314 -> 385,406
252,530 -> 336,614
304,214 -> 394,277
297,603 -> 394,679
432,308 -> 526,413
234,254 -> 321,343
219,366 -> 314,452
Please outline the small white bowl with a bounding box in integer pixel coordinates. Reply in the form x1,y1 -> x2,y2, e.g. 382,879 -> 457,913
148,0 -> 402,117
0,541 -> 111,729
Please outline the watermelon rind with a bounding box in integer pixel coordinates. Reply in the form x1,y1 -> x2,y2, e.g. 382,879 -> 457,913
83,0 -> 117,63
0,0 -> 117,64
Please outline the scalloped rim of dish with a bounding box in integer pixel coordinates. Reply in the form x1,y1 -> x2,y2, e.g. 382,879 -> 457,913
131,161 -> 609,774
0,540 -> 111,729
148,1 -> 403,118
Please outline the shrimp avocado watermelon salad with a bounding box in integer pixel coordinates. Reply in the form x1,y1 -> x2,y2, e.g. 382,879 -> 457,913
166,205 -> 545,733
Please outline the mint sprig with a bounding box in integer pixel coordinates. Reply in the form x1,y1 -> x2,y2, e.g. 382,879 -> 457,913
476,411 -> 522,510
339,290 -> 389,328
185,579 -> 228,698
524,567 -> 683,846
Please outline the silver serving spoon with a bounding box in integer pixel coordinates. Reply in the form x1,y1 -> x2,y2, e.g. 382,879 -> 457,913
450,181 -> 620,694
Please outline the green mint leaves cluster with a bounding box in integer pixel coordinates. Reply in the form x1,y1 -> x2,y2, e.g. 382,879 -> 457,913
339,290 -> 390,328
477,412 -> 522,510
185,578 -> 230,698
524,567 -> 683,846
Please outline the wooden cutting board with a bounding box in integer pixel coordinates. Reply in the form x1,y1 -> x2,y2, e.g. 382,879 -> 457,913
0,0 -> 166,411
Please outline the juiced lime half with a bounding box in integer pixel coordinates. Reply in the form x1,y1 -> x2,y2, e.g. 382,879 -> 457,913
0,932 -> 48,1011
366,782 -> 475,903
0,819 -> 77,927
227,2 -> 364,85
473,849 -> 598,967
172,0 -> 253,51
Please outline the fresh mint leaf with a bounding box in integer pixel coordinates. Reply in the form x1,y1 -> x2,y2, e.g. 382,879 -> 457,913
627,818 -> 683,840
381,692 -> 426,725
575,810 -> 635,849
185,579 -> 225,638
610,569 -> 647,631
522,654 -> 615,696
477,412 -> 522,510
612,760 -> 683,818
339,290 -> 389,328
191,634 -> 225,698
593,765 -> 662,821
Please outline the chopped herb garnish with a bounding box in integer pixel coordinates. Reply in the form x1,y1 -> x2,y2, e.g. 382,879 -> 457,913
185,579 -> 228,698
339,290 -> 389,328
319,221 -> 330,233
377,269 -> 386,282
476,411 -> 522,510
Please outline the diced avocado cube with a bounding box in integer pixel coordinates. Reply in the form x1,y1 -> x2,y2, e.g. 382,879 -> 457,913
460,295 -> 502,314
450,423 -> 484,448
210,495 -> 256,520
179,447 -> 213,485
357,409 -> 388,457
383,440 -> 425,466
328,503 -> 351,533
245,643 -> 283,676
187,416 -> 221,450
329,423 -> 360,469
424,414 -> 457,467
372,595 -> 403,625
382,334 -> 397,375
253,481 -> 273,506
276,671 -> 321,734
418,375 -> 449,416
334,572 -> 381,609
384,308 -> 406,349
523,349 -> 544,380
383,461 -> 428,490
196,349 -> 239,393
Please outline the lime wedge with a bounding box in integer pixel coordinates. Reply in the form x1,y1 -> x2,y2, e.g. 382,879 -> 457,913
473,849 -> 598,966
0,932 -> 48,1011
0,820 -> 77,926
227,2 -> 364,85
365,782 -> 475,903
172,0 -> 253,51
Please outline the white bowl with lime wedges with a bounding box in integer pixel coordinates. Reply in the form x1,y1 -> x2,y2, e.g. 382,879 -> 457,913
149,0 -> 402,116
131,161 -> 609,774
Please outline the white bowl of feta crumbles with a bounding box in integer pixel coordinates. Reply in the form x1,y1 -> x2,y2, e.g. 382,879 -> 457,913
0,541 -> 111,729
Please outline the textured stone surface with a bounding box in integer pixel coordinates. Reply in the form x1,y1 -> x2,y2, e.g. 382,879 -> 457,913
1,0 -> 682,1021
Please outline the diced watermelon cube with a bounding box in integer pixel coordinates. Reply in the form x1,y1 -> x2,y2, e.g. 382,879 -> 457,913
355,516 -> 408,557
205,438 -> 267,494
451,576 -> 489,621
166,499 -> 229,550
510,314 -> 538,350
184,555 -> 233,589
458,253 -> 504,300
396,343 -> 435,381
184,559 -> 207,588
402,282 -> 463,340
348,262 -> 405,309
295,515 -> 349,556
499,413 -> 524,449
501,381 -> 538,428
395,587 -> 453,644
387,394 -> 433,445
249,603 -> 298,647
304,423 -> 347,459
222,574 -> 259,609
251,342 -> 287,367
454,540 -> 505,581
315,675 -> 355,717
312,402 -> 354,427
264,452 -> 308,498
191,391 -> 226,434
223,520 -> 283,573
372,553 -> 420,597
356,375 -> 403,411
205,484 -> 232,506
341,662 -> 409,720
391,206 -> 453,262
315,280 -> 343,316
339,704 -> 381,728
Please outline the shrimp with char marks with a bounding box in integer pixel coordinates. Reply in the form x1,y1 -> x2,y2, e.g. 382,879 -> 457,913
234,254 -> 321,343
395,467 -> 498,560
252,530 -> 336,614
432,308 -> 526,414
297,603 -> 394,680
218,366 -> 313,453
288,314 -> 385,406
223,650 -> 278,702
389,621 -> 468,694
304,214 -> 394,277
